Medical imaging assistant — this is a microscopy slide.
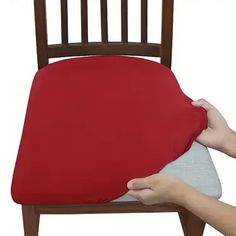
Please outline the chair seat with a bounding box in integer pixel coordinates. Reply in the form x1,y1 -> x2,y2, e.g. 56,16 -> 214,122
113,141 -> 222,202
12,55 -> 211,204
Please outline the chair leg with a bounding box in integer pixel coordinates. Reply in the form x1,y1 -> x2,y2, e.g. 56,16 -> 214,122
22,205 -> 40,236
178,210 -> 205,236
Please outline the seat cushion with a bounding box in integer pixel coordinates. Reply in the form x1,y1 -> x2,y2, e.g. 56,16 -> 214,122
113,142 -> 222,202
11,55 -> 207,204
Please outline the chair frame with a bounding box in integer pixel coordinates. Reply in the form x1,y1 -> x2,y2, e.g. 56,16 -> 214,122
22,0 -> 206,235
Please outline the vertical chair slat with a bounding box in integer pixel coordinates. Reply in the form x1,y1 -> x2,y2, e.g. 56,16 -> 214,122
121,0 -> 128,43
100,0 -> 108,43
34,0 -> 49,69
141,0 -> 148,43
61,0 -> 68,44
81,0 -> 88,43
161,0 -> 174,68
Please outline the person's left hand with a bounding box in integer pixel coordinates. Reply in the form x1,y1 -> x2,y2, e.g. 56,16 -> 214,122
127,173 -> 190,205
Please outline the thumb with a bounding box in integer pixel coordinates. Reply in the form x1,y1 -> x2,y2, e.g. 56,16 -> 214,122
191,99 -> 214,112
127,177 -> 152,190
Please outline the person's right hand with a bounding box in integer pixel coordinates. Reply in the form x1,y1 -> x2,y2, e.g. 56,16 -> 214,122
127,173 -> 191,205
192,99 -> 236,157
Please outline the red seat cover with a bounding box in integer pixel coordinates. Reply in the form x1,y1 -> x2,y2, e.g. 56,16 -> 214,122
11,56 -> 207,204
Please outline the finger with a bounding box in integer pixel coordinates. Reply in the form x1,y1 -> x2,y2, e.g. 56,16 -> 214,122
126,190 -> 141,200
191,99 -> 215,111
127,190 -> 146,202
127,177 -> 153,190
127,189 -> 154,202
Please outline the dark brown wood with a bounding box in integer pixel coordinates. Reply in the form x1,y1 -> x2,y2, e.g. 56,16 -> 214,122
121,0 -> 128,43
48,42 -> 161,58
34,0 -> 174,68
22,205 -> 40,236
35,202 -> 185,214
81,0 -> 88,43
23,1 -> 178,234
22,202 -> 207,236
61,0 -> 68,44
34,0 -> 48,69
178,211 -> 206,236
161,0 -> 174,68
100,0 -> 108,43
141,0 -> 148,43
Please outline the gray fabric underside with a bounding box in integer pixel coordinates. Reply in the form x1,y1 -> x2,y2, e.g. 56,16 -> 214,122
112,141 -> 222,202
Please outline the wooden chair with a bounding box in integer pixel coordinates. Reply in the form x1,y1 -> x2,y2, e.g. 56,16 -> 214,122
21,0 -> 206,235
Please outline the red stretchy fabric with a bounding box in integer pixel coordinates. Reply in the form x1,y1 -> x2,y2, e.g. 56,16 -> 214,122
11,56 -> 207,204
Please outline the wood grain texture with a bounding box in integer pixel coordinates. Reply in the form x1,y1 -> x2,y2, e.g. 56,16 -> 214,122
141,0 -> 148,43
121,0 -> 128,43
100,0 -> 108,43
22,205 -> 40,236
48,42 -> 161,58
81,0 -> 88,43
34,0 -> 174,69
161,0 -> 174,68
35,202 -> 185,214
179,211 -> 206,236
34,0 -> 48,69
61,0 -> 68,44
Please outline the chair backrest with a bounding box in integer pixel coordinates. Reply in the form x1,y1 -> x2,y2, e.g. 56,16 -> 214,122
34,0 -> 174,69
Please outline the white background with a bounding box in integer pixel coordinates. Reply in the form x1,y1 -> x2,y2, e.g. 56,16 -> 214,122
0,0 -> 235,235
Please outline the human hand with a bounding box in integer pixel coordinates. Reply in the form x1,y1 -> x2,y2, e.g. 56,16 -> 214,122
126,173 -> 191,205
192,99 -> 236,157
